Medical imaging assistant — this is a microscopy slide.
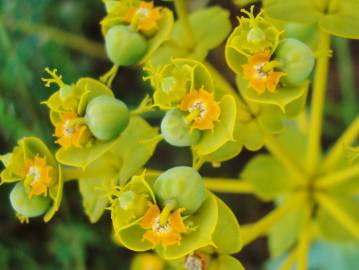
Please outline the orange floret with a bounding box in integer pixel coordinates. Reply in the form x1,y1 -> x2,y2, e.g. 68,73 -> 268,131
242,51 -> 285,95
54,111 -> 90,148
140,203 -> 187,247
180,89 -> 221,131
23,155 -> 53,196
123,1 -> 162,32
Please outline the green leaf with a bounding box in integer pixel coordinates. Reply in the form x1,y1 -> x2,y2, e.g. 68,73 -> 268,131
268,204 -> 307,257
192,95 -> 237,156
241,154 -> 294,200
263,0 -> 324,24
78,157 -> 119,223
212,197 -> 241,254
319,14 -> 359,40
236,119 -> 265,151
317,194 -> 359,243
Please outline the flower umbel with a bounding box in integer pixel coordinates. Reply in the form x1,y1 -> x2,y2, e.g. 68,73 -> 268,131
55,112 -> 91,148
140,203 -> 187,247
180,89 -> 220,131
124,1 -> 162,32
242,51 -> 285,95
23,156 -> 53,196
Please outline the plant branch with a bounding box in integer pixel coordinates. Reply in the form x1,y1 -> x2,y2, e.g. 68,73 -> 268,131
306,32 -> 331,174
321,115 -> 359,172
3,17 -> 106,60
315,163 -> 359,189
240,192 -> 305,246
204,178 -> 254,194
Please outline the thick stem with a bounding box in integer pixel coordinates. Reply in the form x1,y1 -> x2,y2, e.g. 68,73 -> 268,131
204,178 -> 254,194
241,192 -> 305,246
306,32 -> 331,174
174,0 -> 194,49
321,115 -> 359,172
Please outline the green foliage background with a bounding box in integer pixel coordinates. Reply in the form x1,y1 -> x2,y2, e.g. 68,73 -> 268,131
0,0 -> 358,269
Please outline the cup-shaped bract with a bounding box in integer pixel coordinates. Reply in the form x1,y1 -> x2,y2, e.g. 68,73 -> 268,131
161,109 -> 201,147
153,166 -> 206,215
85,95 -> 130,141
0,137 -> 63,222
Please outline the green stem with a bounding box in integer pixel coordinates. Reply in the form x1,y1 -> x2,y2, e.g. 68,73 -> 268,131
3,17 -> 106,60
306,32 -> 331,174
321,115 -> 359,172
204,178 -> 254,194
174,0 -> 194,49
159,200 -> 177,226
315,163 -> 359,189
61,166 -> 85,182
278,249 -> 297,270
241,192 -> 305,246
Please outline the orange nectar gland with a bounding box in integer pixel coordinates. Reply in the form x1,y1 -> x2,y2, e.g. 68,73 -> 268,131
23,156 -> 53,196
55,111 -> 90,148
140,203 -> 187,247
180,89 -> 221,131
123,1 -> 162,32
242,51 -> 285,95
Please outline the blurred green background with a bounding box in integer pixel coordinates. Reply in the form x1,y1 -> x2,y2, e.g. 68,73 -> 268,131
0,0 -> 358,269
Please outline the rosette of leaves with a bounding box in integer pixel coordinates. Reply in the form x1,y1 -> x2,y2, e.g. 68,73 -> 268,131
149,5 -> 232,66
101,0 -> 174,66
0,137 -> 63,222
263,0 -> 359,39
239,124 -> 359,263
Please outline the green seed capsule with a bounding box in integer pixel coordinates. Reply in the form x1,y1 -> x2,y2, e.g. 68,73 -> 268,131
274,38 -> 315,86
161,109 -> 201,147
10,182 -> 51,218
153,166 -> 206,214
85,95 -> 130,141
105,25 -> 148,66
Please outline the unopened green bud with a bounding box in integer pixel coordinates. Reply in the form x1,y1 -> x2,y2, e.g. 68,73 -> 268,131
105,25 -> 148,66
85,95 -> 130,141
10,182 -> 51,218
153,166 -> 206,214
274,38 -> 315,86
247,26 -> 266,43
161,109 -> 201,147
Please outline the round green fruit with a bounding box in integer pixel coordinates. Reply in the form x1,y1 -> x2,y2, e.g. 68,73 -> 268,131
153,166 -> 206,215
85,95 -> 130,141
105,25 -> 148,66
274,38 -> 315,86
10,182 -> 51,218
161,109 -> 201,147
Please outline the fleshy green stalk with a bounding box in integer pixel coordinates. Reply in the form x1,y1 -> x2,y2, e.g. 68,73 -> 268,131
204,178 -> 254,194
315,163 -> 359,189
306,32 -> 331,174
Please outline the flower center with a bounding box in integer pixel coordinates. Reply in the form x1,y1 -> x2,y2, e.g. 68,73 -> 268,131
152,216 -> 171,234
184,253 -> 208,270
27,166 -> 40,182
63,120 -> 76,136
189,100 -> 208,120
136,7 -> 150,18
254,62 -> 269,79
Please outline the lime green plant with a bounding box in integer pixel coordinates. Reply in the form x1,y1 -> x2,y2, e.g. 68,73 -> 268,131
1,0 -> 359,269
